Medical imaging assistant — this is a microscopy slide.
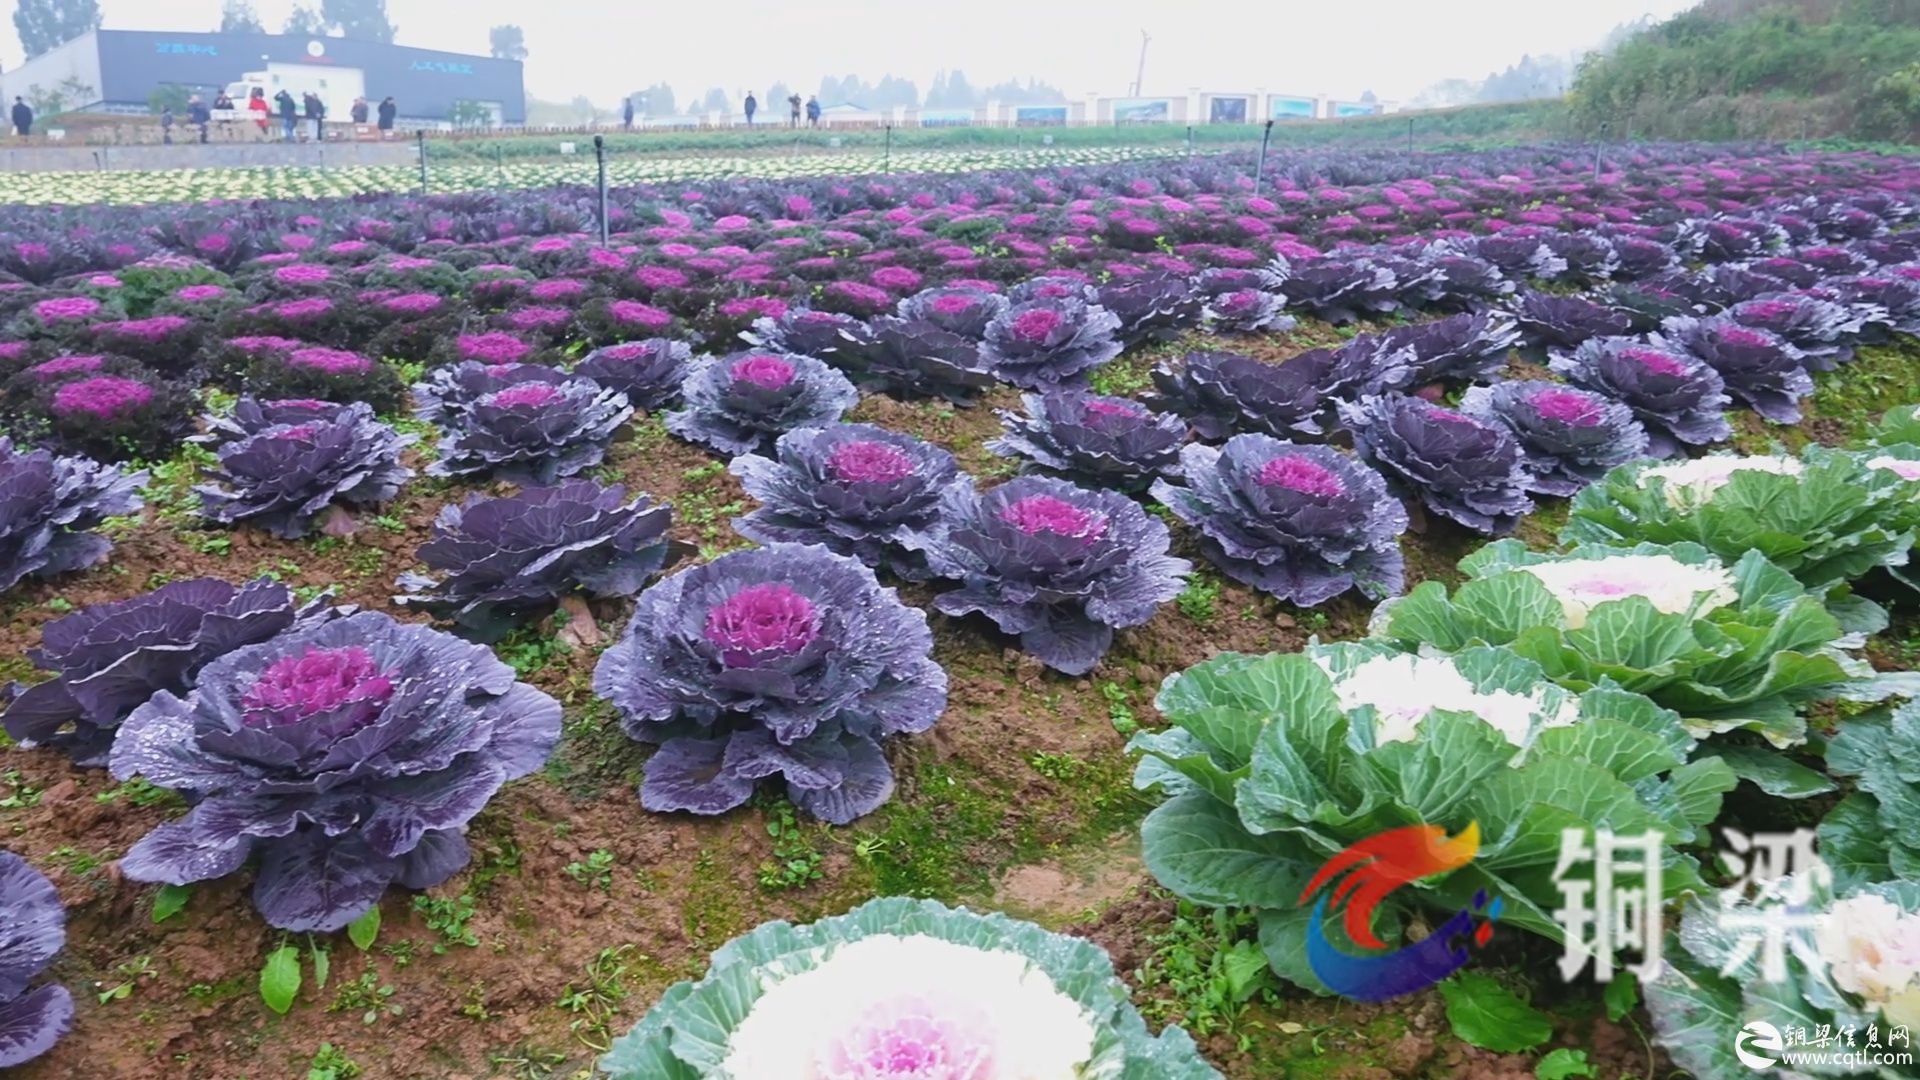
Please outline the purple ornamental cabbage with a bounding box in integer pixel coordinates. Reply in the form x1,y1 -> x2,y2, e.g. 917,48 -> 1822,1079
1827,273 -> 1920,338
980,296 -> 1124,390
1096,273 -> 1204,346
1541,232 -> 1620,280
1006,275 -> 1097,304
432,377 -> 633,484
395,481 -> 686,641
1655,316 -> 1814,423
592,543 -> 947,823
1408,247 -> 1514,309
1548,338 -> 1731,458
895,286 -> 1008,339
1262,255 -> 1401,324
746,309 -> 875,370
1459,381 -> 1650,497
108,611 -> 562,932
850,317 -> 997,405
989,390 -> 1186,491
2,577 -> 331,765
411,361 -> 573,426
1194,267 -> 1293,334
0,437 -> 145,594
1338,394 -> 1535,535
1371,311 -> 1522,389
924,476 -> 1192,675
729,424 -> 962,581
1151,437 -> 1406,607
1471,233 -> 1570,281
665,351 -> 858,456
573,339 -> 691,411
197,400 -> 416,538
0,851 -> 71,1069
1510,291 -> 1637,353
1725,293 -> 1864,371
1149,349 -> 1337,441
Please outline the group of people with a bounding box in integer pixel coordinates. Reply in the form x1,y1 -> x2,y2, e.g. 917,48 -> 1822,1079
619,91 -> 822,129
257,89 -> 396,142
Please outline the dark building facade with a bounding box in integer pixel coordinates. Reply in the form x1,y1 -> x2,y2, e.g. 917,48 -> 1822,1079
2,30 -> 524,125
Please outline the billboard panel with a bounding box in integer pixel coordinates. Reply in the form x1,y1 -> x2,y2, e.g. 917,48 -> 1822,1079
1330,101 -> 1382,117
918,108 -> 973,128
1014,105 -> 1067,126
1207,96 -> 1250,124
1268,95 -> 1315,120
1112,97 -> 1171,123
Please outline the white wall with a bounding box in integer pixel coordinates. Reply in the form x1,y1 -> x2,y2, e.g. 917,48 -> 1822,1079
0,31 -> 105,114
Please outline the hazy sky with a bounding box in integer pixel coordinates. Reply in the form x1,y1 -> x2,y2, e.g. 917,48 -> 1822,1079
0,0 -> 1699,104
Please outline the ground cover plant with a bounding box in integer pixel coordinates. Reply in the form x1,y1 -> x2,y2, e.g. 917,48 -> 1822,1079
0,141 -> 1916,1080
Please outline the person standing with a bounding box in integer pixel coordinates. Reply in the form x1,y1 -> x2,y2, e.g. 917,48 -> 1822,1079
743,92 -> 757,125
275,89 -> 297,141
303,92 -> 324,142
160,104 -> 175,144
788,92 -> 802,127
377,96 -> 397,138
248,87 -> 270,137
350,97 -> 369,125
10,96 -> 32,137
805,95 -> 821,127
188,95 -> 211,144
622,96 -> 634,131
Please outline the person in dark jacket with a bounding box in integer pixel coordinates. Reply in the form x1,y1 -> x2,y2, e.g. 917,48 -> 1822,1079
622,96 -> 634,130
160,104 -> 175,144
788,93 -> 802,127
188,95 -> 211,143
377,96 -> 397,137
805,95 -> 821,127
275,89 -> 297,141
10,97 -> 31,137
743,92 -> 757,125
303,92 -> 324,141
350,97 -> 369,124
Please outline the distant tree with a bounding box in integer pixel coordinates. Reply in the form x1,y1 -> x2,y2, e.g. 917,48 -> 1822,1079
13,0 -> 101,60
449,99 -> 495,129
1359,88 -> 1379,104
148,83 -> 192,114
217,0 -> 266,34
321,0 -> 396,43
488,24 -> 527,61
567,95 -> 599,124
283,5 -> 326,34
700,86 -> 732,115
768,80 -> 792,108
980,78 -> 1067,105
925,69 -> 977,108
1478,54 -> 1572,102
873,74 -> 919,109
634,82 -> 676,117
23,74 -> 93,115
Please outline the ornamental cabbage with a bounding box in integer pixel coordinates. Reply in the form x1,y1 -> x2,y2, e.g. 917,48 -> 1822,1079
1726,292 -> 1862,371
2,577 -> 330,765
1371,311 -> 1522,390
1820,699 -> 1920,888
1655,315 -> 1814,423
980,296 -> 1124,390
0,851 -> 71,1069
851,317 -> 998,405
599,897 -> 1220,1080
1262,255 -> 1400,324
1339,393 -> 1534,535
241,345 -> 406,417
1193,267 -> 1294,335
1511,291 -> 1636,353
197,399 -> 415,538
1460,380 -> 1650,497
1149,349 -> 1336,441
1096,272 -> 1204,346
924,476 -> 1191,675
109,611 -> 563,931
411,361 -> 572,426
1369,539 -> 1865,746
1131,643 -> 1733,994
666,351 -> 859,456
746,308 -> 874,371
729,424 -> 964,581
989,390 -> 1186,492
895,285 -> 1008,339
1151,437 -> 1405,606
0,437 -> 145,594
1648,879 -> 1920,1079
593,543 -> 947,823
396,481 -> 687,641
1561,450 -> 1917,607
1549,337 -> 1731,458
430,376 -> 633,483
573,339 -> 691,411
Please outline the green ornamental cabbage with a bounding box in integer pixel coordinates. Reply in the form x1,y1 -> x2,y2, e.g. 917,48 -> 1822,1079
1367,539 -> 1867,748
1818,697 -> 1920,889
1129,643 -> 1735,994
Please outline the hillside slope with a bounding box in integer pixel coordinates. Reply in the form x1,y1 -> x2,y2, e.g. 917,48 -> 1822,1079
1571,0 -> 1920,141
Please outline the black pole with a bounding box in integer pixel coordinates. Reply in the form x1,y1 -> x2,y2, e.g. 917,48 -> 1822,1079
1407,117 -> 1414,157
416,129 -> 428,193
1186,124 -> 1193,158
884,123 -> 892,173
1251,120 -> 1274,195
495,143 -> 504,186
1593,121 -> 1609,182
594,134 -> 609,247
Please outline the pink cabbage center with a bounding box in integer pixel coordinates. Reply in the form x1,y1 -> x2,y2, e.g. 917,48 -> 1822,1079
822,1003 -> 992,1078
1001,494 -> 1108,541
51,376 -> 152,418
492,384 -> 563,409
241,646 -> 394,735
829,440 -> 915,484
705,584 -> 818,666
1530,389 -> 1604,427
1259,455 -> 1346,497
1009,308 -> 1064,344
734,355 -> 796,390
1622,347 -> 1692,377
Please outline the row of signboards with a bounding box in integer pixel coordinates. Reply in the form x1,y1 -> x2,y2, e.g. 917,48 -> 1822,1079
1002,95 -> 1384,127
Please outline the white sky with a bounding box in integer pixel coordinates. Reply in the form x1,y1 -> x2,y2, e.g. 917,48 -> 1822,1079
0,0 -> 1699,104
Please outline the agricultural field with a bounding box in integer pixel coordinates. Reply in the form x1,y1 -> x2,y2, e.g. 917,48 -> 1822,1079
0,143 -> 1917,1080
0,142 -> 1200,206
